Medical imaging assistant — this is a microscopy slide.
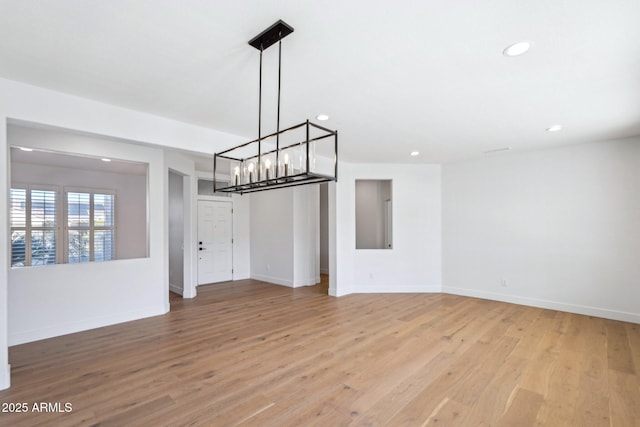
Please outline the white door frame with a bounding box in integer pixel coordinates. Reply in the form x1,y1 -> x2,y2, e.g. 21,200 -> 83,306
165,163 -> 196,300
181,173 -> 196,298
196,196 -> 234,285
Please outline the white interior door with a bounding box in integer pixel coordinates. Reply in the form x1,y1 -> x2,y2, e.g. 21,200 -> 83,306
197,200 -> 233,285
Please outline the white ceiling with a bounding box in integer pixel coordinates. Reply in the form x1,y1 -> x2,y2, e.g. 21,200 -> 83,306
1,0 -> 639,163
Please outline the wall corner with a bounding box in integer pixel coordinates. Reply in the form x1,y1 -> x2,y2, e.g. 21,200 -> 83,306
0,363 -> 10,390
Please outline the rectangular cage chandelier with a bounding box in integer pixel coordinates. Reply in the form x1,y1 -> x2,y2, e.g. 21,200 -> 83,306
214,20 -> 338,195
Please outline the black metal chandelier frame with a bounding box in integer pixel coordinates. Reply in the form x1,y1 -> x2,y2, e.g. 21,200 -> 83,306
213,20 -> 338,195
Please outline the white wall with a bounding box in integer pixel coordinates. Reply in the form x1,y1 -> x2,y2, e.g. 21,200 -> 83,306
250,189 -> 294,286
328,182 -> 337,295
231,193 -> 251,280
319,183 -> 329,275
0,77 -> 246,389
293,185 -> 320,287
250,186 -> 319,288
168,171 -> 184,294
0,119 -> 9,388
7,127 -> 165,346
334,162 -> 442,295
442,138 -> 640,323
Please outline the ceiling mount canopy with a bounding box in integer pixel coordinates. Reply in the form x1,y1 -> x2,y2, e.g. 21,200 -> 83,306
248,20 -> 294,51
214,20 -> 338,195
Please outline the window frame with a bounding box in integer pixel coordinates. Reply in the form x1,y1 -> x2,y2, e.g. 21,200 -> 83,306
10,182 -> 61,267
64,187 -> 117,263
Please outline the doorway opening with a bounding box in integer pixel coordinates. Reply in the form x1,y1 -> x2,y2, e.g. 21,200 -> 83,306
319,182 -> 329,294
197,199 -> 233,285
168,170 -> 185,297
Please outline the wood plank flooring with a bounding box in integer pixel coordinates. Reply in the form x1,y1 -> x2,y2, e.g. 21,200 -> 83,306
0,278 -> 638,426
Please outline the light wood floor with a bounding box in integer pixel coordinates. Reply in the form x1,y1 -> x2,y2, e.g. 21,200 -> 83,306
1,278 -> 638,426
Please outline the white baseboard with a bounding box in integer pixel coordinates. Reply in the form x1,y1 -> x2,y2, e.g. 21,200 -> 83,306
351,284 -> 443,294
169,283 -> 183,295
250,273 -> 319,288
328,284 -> 441,297
295,276 -> 319,287
182,284 -> 196,299
251,273 -> 294,288
329,287 -> 351,297
0,364 -> 10,390
233,272 -> 251,280
9,305 -> 168,346
443,286 -> 640,324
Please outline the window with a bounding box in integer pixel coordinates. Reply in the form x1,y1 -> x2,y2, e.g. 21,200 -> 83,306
66,190 -> 115,263
10,185 -> 58,267
9,186 -> 117,266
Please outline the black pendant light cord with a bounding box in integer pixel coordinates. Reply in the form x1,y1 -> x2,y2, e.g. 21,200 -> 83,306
275,35 -> 283,177
277,36 -> 282,150
257,36 -> 282,180
257,35 -> 282,180
258,46 -> 263,180
258,47 -> 263,142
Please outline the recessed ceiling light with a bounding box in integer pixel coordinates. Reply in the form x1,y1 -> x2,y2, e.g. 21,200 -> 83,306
503,41 -> 531,57
316,114 -> 329,121
19,147 -> 33,152
410,151 -> 420,156
546,125 -> 563,132
101,158 -> 111,162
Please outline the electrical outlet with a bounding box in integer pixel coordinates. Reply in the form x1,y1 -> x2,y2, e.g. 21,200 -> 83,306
267,264 -> 271,271
369,273 -> 374,280
501,278 -> 508,288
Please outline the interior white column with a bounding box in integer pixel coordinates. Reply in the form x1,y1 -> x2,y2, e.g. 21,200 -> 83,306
0,117 -> 10,390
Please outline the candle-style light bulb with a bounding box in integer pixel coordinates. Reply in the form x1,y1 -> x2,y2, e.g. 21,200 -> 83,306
233,166 -> 240,186
264,158 -> 272,180
299,146 -> 305,173
248,162 -> 255,183
284,153 -> 290,176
